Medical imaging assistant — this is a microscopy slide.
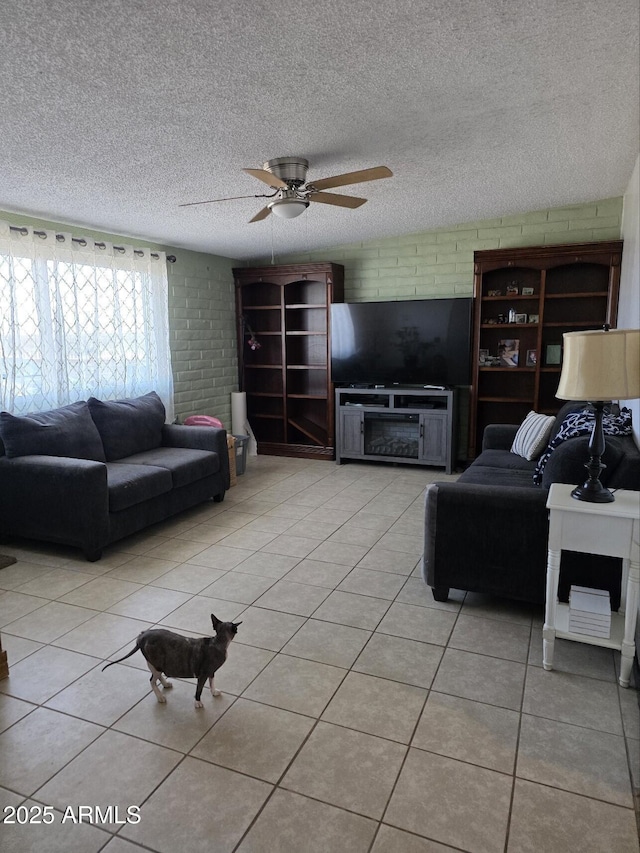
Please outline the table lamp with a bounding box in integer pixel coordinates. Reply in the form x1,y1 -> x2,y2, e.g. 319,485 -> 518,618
556,327 -> 640,502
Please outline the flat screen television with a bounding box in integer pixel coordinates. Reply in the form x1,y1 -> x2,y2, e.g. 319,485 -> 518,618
331,297 -> 472,387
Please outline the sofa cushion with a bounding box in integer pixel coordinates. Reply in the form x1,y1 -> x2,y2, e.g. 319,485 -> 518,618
123,447 -> 220,488
88,392 -> 165,461
106,461 -> 173,512
469,449 -> 538,473
511,411 -> 555,461
0,401 -> 106,461
459,465 -> 538,489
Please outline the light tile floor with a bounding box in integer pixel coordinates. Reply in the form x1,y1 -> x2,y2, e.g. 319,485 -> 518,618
0,455 -> 639,853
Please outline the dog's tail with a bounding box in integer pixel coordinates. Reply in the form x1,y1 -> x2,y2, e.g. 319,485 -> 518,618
102,643 -> 140,672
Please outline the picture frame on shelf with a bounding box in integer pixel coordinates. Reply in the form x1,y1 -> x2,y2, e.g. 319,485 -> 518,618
478,348 -> 489,364
528,313 -> 539,323
522,286 -> 535,295
515,313 -> 528,324
506,285 -> 519,295
498,339 -> 519,367
526,349 -> 537,367
545,344 -> 562,365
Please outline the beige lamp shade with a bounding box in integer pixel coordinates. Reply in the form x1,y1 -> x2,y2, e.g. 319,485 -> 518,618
556,328 -> 640,401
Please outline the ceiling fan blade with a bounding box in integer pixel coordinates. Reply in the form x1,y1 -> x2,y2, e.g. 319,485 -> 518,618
249,206 -> 272,223
308,166 -> 392,191
179,194 -> 267,208
307,192 -> 367,209
243,168 -> 288,189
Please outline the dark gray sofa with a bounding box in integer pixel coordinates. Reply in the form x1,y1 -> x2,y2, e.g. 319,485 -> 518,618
423,402 -> 640,607
0,392 -> 230,561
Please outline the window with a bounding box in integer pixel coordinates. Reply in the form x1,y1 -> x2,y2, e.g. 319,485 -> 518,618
0,223 -> 174,419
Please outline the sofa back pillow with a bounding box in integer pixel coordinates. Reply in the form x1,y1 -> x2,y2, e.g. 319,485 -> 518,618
0,401 -> 106,461
511,411 -> 556,461
88,391 -> 165,461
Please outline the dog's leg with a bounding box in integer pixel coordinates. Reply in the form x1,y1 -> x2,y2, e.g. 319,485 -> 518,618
209,675 -> 221,697
194,675 -> 208,709
157,672 -> 173,690
146,661 -> 167,703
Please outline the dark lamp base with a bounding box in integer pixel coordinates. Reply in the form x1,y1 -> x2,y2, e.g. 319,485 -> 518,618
571,481 -> 615,503
569,402 -> 615,503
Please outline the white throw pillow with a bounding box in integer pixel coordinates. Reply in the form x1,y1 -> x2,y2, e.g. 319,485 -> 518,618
511,411 -> 556,461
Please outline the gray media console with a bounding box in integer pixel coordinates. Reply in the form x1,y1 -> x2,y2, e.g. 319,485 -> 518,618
335,387 -> 456,473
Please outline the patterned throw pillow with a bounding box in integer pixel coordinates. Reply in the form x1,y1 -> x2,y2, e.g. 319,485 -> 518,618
511,411 -> 556,461
533,406 -> 633,485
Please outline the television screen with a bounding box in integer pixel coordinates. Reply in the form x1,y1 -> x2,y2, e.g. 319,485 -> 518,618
331,298 -> 472,387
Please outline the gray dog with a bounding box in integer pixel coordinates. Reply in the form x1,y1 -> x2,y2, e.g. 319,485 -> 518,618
102,614 -> 242,708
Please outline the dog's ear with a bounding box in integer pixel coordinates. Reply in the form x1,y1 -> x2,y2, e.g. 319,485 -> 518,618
211,614 -> 221,631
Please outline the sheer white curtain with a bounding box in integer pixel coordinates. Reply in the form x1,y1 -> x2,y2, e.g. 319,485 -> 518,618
0,221 -> 174,420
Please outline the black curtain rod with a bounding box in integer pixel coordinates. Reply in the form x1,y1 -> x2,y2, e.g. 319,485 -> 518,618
8,225 -> 177,263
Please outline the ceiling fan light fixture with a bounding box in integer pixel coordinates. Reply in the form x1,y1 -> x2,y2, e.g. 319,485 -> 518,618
269,198 -> 309,219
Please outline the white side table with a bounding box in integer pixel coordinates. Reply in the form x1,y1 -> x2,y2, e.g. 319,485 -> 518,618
543,483 -> 640,688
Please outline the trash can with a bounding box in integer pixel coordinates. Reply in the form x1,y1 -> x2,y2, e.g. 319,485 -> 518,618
233,435 -> 249,475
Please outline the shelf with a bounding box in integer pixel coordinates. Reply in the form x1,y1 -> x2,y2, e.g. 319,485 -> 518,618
481,323 -> 538,329
543,321 -> 604,328
479,367 -> 535,372
242,305 -> 282,310
286,303 -> 324,309
545,291 -> 608,299
478,396 -> 533,403
285,331 -> 326,336
245,364 -> 283,369
287,394 -> 326,400
287,416 -> 326,446
248,413 -> 283,420
481,294 -> 538,301
554,602 -> 624,650
287,364 -> 327,370
246,391 -> 284,397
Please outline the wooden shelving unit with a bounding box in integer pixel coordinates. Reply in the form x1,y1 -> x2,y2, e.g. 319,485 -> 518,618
469,241 -> 622,458
234,263 -> 344,459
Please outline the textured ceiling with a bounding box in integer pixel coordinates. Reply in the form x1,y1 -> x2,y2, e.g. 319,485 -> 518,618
1,0 -> 638,261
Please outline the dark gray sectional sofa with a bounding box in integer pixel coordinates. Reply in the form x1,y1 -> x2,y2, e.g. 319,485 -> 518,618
0,392 -> 229,561
423,402 -> 640,607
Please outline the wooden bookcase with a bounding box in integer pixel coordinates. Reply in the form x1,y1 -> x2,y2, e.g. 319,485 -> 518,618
234,263 -> 344,459
469,241 -> 622,458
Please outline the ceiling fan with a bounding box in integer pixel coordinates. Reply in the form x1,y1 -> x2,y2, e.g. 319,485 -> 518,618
179,156 -> 393,222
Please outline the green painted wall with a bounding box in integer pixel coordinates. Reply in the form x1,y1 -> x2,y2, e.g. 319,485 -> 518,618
0,210 -> 239,428
265,197 -> 623,302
